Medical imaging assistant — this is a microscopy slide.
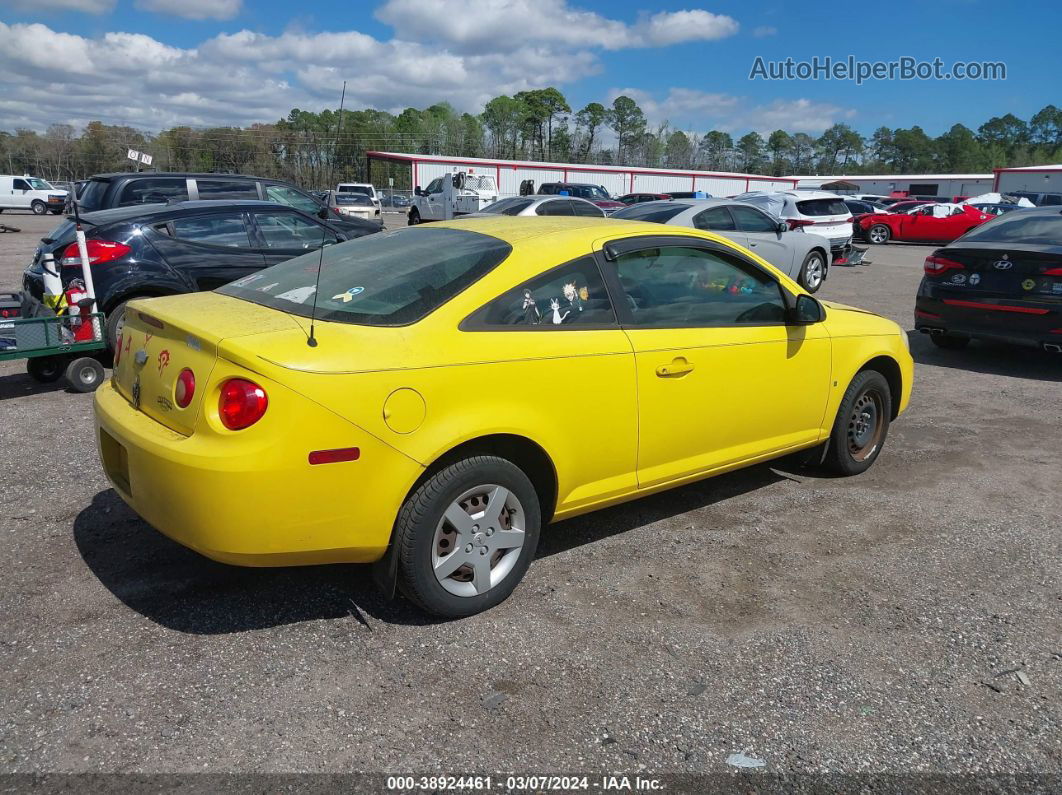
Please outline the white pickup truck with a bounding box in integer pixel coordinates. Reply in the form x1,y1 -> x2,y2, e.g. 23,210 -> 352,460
408,171 -> 498,224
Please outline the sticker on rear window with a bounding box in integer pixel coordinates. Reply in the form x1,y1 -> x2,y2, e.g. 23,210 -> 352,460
275,286 -> 317,303
232,273 -> 264,287
332,287 -> 365,303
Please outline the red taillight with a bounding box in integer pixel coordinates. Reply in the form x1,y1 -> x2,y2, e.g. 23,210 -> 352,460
924,255 -> 966,276
1042,267 -> 1062,276
59,239 -> 131,268
175,368 -> 195,408
219,378 -> 268,430
915,309 -> 942,319
786,219 -> 816,230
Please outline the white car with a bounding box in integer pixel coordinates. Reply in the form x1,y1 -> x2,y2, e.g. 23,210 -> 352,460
0,175 -> 68,215
734,190 -> 853,259
326,190 -> 382,224
336,182 -> 381,213
471,195 -> 605,217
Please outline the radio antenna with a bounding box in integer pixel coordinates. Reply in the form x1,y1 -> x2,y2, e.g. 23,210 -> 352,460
306,212 -> 329,347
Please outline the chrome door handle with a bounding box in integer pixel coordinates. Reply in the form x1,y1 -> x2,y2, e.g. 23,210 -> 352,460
656,357 -> 694,377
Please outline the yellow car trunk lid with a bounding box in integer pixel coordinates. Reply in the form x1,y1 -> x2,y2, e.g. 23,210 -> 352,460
112,292 -> 305,436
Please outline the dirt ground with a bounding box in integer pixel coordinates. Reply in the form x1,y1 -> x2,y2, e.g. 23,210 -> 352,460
0,210 -> 1058,780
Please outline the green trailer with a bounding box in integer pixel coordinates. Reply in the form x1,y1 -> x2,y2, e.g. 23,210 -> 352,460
0,312 -> 108,392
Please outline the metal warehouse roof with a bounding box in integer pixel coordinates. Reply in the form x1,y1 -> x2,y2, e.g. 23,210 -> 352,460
368,151 -> 794,183
786,173 -> 993,181
992,164 -> 1062,172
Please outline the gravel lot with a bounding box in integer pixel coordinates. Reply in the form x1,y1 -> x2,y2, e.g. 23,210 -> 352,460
0,210 -> 1058,781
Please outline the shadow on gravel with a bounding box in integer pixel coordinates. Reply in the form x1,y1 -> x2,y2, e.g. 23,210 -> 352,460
0,371 -> 69,401
75,465 -> 786,632
908,331 -> 1062,381
73,490 -> 430,632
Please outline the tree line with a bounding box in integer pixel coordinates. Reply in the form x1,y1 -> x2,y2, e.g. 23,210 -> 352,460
2,88 -> 1060,190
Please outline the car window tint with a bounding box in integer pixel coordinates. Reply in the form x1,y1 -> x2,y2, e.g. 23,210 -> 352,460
536,200 -> 574,216
613,246 -> 785,327
118,178 -> 188,206
171,213 -> 251,247
796,198 -> 848,216
254,211 -> 335,249
482,198 -> 532,215
265,184 -> 319,213
478,256 -> 614,328
730,205 -> 778,233
693,206 -> 736,231
611,202 -> 692,223
425,178 -> 443,194
13,179 -> 31,190
571,199 -> 604,217
219,227 -> 512,327
195,180 -> 259,200
960,212 -> 1062,244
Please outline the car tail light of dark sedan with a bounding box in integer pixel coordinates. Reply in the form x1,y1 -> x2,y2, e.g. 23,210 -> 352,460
924,255 -> 966,276
59,240 -> 132,268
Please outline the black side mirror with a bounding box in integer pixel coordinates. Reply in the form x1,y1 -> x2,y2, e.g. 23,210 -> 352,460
776,221 -> 788,234
414,186 -> 424,197
786,293 -> 825,325
317,207 -> 328,220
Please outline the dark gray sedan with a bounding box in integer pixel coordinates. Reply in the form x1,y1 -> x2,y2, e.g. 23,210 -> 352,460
611,198 -> 832,292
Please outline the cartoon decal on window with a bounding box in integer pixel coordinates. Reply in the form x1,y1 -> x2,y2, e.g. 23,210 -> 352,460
519,281 -> 590,325
521,289 -> 540,324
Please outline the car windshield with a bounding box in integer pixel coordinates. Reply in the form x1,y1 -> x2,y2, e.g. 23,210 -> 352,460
796,198 -> 848,216
26,178 -> 53,190
567,185 -> 610,200
265,184 -> 320,213
334,194 -> 373,206
338,185 -> 373,197
481,198 -> 533,215
957,211 -> 1062,245
611,202 -> 691,222
218,227 -> 512,326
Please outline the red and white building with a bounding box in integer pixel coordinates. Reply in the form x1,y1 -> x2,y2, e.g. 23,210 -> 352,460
994,163 -> 1062,195
366,151 -> 797,198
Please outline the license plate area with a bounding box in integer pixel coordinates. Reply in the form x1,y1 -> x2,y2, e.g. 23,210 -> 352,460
99,428 -> 131,496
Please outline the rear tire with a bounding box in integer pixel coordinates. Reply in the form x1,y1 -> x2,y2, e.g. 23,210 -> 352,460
395,455 -> 541,618
822,370 -> 892,477
105,300 -> 134,352
798,251 -> 826,293
31,200 -> 47,215
408,208 -> 421,225
930,333 -> 970,350
26,356 -> 64,383
64,356 -> 105,393
867,224 -> 890,244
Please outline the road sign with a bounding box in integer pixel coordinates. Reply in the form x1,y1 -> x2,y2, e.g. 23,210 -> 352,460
127,149 -> 140,162
139,153 -> 153,166
388,177 -> 394,187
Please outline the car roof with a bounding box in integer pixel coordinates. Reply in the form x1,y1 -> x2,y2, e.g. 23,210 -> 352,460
88,172 -> 274,182
79,199 -> 298,224
438,214 -> 701,243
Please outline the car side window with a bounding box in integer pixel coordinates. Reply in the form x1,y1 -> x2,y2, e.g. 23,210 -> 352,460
475,256 -> 615,328
613,245 -> 785,327
424,178 -> 443,195
118,178 -> 189,206
729,205 -> 778,233
13,179 -> 30,191
536,200 -> 574,216
254,211 -> 337,249
171,213 -> 252,248
570,200 -> 603,217
195,180 -> 259,200
693,206 -> 737,231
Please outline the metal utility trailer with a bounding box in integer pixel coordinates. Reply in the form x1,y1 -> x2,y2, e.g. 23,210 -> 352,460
0,312 -> 108,392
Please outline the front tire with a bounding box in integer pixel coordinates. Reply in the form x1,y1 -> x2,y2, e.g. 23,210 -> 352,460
822,370 -> 892,476
867,224 -> 890,244
31,200 -> 47,215
798,251 -> 826,293
408,208 -> 421,225
395,456 -> 541,618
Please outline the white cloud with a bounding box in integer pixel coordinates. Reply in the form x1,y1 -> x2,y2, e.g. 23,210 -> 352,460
2,0 -> 115,12
134,0 -> 242,21
610,87 -> 856,135
752,25 -> 777,38
375,0 -> 738,51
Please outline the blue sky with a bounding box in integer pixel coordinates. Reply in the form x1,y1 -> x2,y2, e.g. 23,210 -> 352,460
1,0 -> 1058,137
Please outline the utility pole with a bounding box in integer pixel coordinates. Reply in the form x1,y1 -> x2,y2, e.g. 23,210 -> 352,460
332,80 -> 346,188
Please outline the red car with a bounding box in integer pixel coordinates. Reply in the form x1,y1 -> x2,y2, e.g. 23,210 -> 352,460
859,203 -> 992,244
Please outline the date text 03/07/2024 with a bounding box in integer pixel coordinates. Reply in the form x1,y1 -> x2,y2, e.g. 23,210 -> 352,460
384,774 -> 665,791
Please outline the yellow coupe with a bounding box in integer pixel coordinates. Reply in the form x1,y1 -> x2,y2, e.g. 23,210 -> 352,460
94,217 -> 913,617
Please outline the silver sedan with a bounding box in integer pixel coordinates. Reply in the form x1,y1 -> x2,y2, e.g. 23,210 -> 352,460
471,195 -> 605,218
611,198 -> 831,292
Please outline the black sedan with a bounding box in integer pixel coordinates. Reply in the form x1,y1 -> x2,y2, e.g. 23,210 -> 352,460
23,200 -> 378,350
915,207 -> 1062,352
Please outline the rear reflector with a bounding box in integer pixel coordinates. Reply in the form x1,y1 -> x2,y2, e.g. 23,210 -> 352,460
175,368 -> 195,408
1042,267 -> 1062,276
308,447 -> 361,465
915,309 -> 942,319
137,311 -> 165,329
942,299 -> 1049,315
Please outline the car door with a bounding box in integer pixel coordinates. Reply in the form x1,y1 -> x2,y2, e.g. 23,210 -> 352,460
150,210 -> 265,290
463,254 -> 638,512
691,205 -> 748,251
423,178 -> 445,220
601,236 -> 832,488
11,178 -> 32,209
250,208 -> 340,266
729,204 -> 794,275
535,199 -> 575,216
